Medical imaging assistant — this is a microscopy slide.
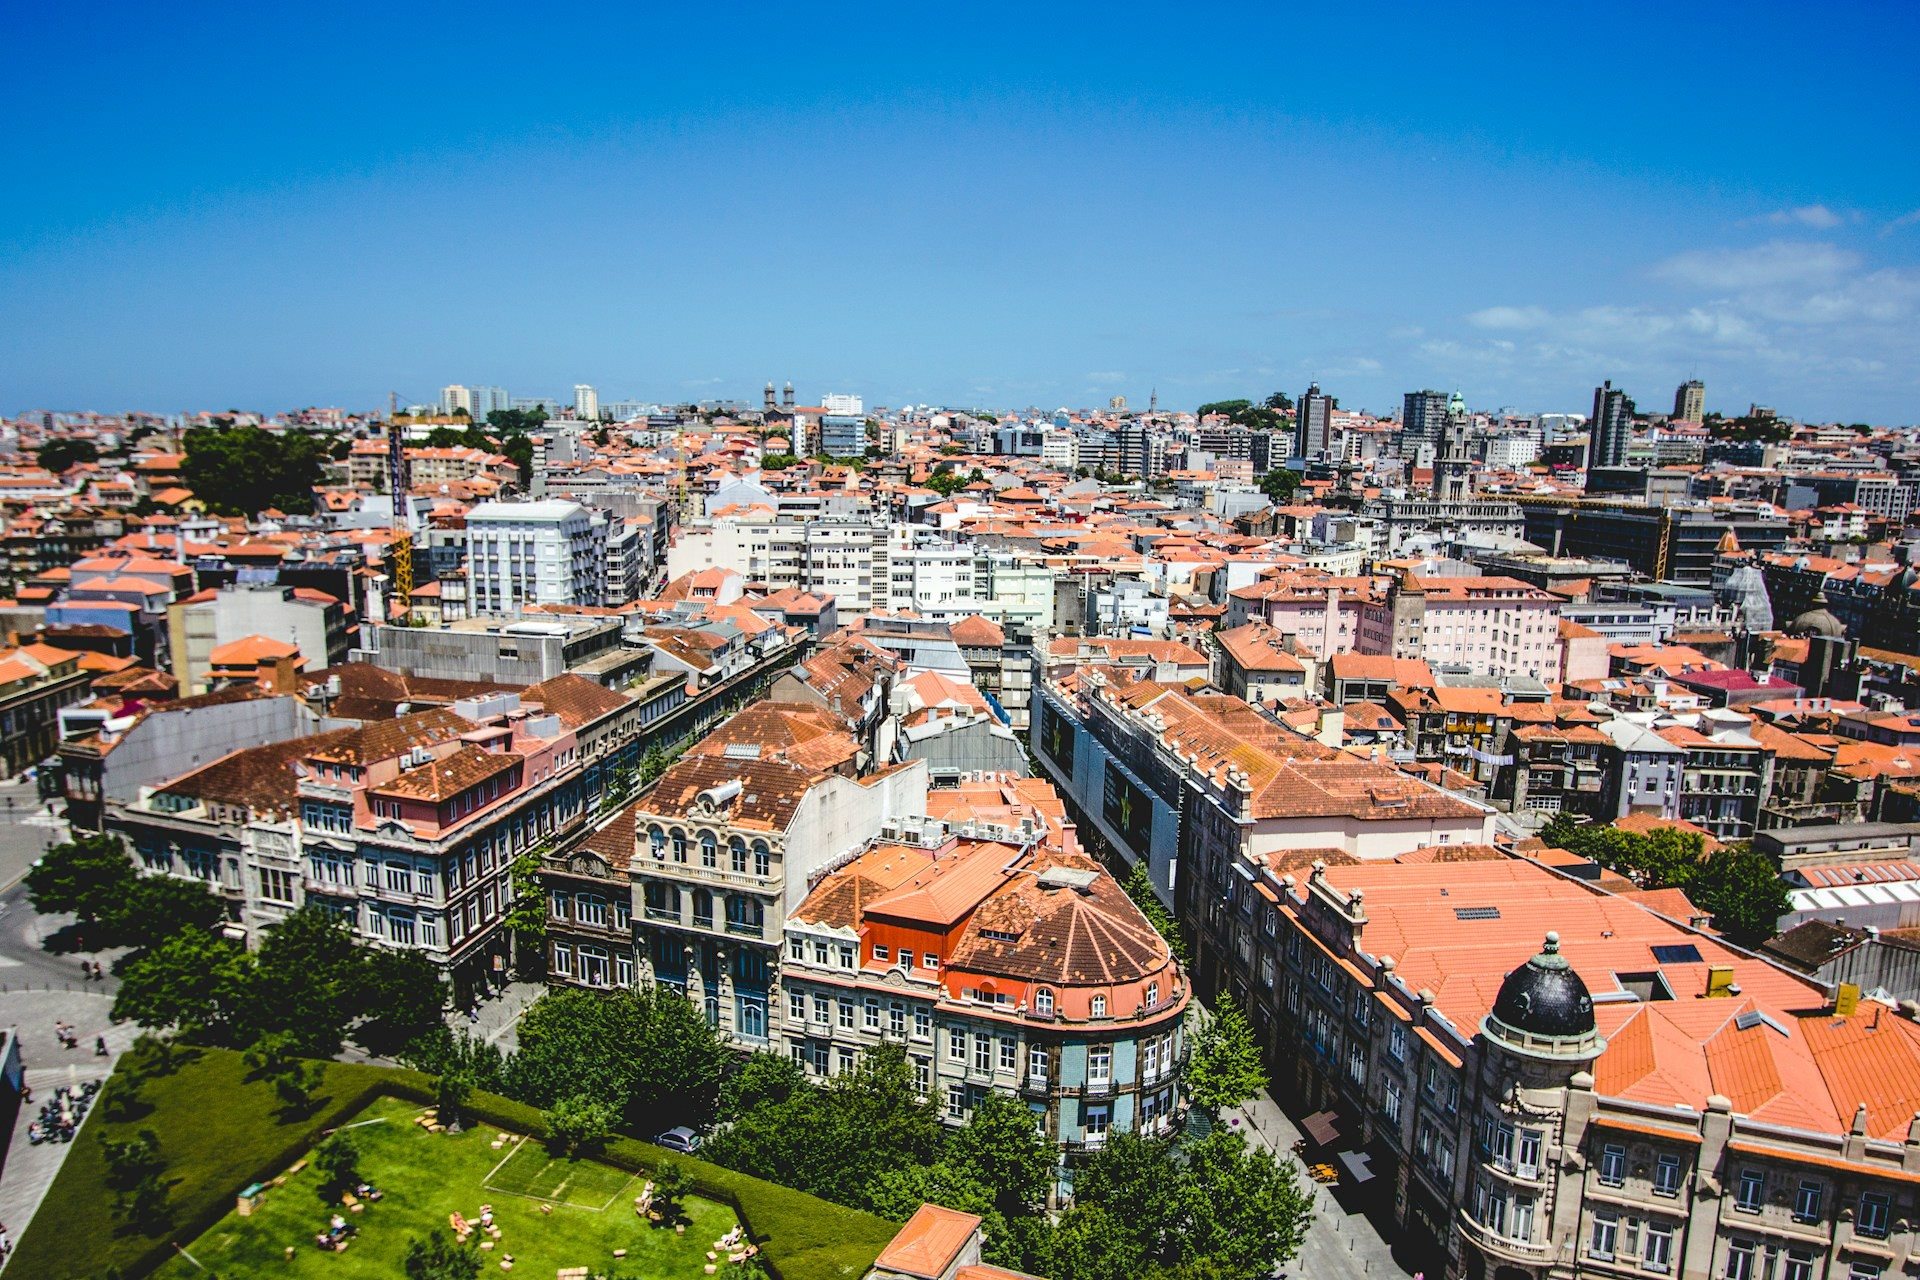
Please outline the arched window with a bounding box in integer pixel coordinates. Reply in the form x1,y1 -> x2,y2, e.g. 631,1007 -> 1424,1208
644,881 -> 680,919
1035,988 -> 1055,1017
648,825 -> 665,860
670,828 -> 687,863
691,888 -> 714,928
729,836 -> 747,874
700,832 -> 717,869
752,840 -> 771,878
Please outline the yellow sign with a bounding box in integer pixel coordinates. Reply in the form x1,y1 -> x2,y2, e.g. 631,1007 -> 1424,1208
1836,983 -> 1861,1017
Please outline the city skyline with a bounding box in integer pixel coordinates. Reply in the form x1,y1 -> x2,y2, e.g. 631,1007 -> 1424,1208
4,4 -> 1918,421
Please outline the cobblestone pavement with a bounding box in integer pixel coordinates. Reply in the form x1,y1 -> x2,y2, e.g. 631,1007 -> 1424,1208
1231,1089 -> 1417,1280
0,987 -> 140,1264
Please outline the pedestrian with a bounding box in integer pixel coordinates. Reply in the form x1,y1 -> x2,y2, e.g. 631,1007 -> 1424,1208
93,961 -> 104,981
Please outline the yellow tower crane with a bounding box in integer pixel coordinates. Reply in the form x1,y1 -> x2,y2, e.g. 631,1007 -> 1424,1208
387,392 -> 414,623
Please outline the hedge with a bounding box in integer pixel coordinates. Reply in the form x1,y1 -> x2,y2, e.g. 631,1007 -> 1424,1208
11,1048 -> 897,1280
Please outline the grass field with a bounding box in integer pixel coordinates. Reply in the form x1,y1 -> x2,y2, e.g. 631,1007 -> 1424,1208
484,1133 -> 637,1209
151,1095 -> 738,1279
10,1045 -> 900,1280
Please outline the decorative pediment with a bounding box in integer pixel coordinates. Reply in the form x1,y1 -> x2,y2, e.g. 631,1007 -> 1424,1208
568,852 -> 610,878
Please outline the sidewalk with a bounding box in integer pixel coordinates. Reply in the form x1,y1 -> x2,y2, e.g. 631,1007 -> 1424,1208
452,979 -> 545,1051
1230,1089 -> 1414,1280
0,988 -> 140,1263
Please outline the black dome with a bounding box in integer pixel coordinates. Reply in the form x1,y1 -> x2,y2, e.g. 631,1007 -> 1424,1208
1489,932 -> 1595,1039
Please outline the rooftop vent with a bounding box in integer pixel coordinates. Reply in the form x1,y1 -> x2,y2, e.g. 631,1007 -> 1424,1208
723,743 -> 763,760
1454,906 -> 1501,921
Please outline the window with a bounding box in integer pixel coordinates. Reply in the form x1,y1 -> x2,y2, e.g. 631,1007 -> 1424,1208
789,937 -> 805,961
912,1007 -> 929,1039
948,1028 -> 966,1061
1382,1080 -> 1402,1125
1735,1169 -> 1764,1213
1000,1037 -> 1016,1071
1725,1240 -> 1756,1280
874,944 -> 890,964
787,991 -> 806,1024
385,862 -> 413,893
1144,982 -> 1159,1010
1035,989 -> 1054,1016
838,943 -> 855,969
1029,1045 -> 1049,1083
1600,1143 -> 1627,1187
729,837 -> 746,874
974,1032 -> 992,1073
1651,1152 -> 1682,1197
1387,1023 -> 1408,1061
864,998 -> 880,1030
838,997 -> 854,1029
900,950 -> 915,970
1509,1193 -> 1534,1243
1793,1179 -> 1823,1223
753,842 -> 771,878
1090,994 -> 1107,1018
1848,1261 -> 1883,1280
552,942 -> 572,976
946,1084 -> 966,1119
1088,1046 -> 1112,1087
1517,1128 -> 1542,1179
1644,1222 -> 1673,1274
1859,1191 -> 1892,1239
1589,1211 -> 1618,1261
1085,1105 -> 1110,1142
1781,1253 -> 1814,1280
671,829 -> 686,862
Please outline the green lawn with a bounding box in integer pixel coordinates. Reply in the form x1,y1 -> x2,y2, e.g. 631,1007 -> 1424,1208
9,1046 -> 899,1280
152,1095 -> 739,1279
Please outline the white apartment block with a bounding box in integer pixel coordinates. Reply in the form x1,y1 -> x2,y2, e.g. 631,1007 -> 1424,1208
573,384 -> 599,421
465,500 -> 607,615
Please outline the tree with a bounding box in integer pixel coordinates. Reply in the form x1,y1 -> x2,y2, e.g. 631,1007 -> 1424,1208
1071,1130 -> 1180,1260
1037,1205 -> 1144,1280
405,1229 -> 482,1280
1121,861 -> 1187,965
1185,994 -> 1267,1116
313,1130 -> 361,1201
24,834 -> 136,929
650,1160 -> 690,1226
501,851 -> 548,951
1262,391 -> 1295,412
1689,843 -> 1792,947
402,1027 -> 507,1094
111,928 -> 256,1044
37,437 -> 99,474
944,1091 -> 1052,1217
354,947 -> 447,1059
244,1030 -> 326,1116
544,1093 -> 618,1157
485,407 -> 547,435
109,873 -> 223,951
760,453 -> 799,471
507,987 -> 725,1131
1256,466 -> 1300,506
1170,1129 -> 1312,1277
436,1069 -> 474,1131
102,1128 -> 170,1232
180,424 -> 329,515
720,1051 -> 806,1120
249,906 -> 364,1057
925,469 -> 965,496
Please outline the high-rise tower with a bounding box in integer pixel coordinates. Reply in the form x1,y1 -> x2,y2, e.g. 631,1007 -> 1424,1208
1673,379 -> 1705,422
1586,380 -> 1634,484
1296,383 -> 1333,460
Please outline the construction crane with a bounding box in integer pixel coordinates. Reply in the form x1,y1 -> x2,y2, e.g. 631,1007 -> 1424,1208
672,419 -> 697,526
387,391 -> 414,623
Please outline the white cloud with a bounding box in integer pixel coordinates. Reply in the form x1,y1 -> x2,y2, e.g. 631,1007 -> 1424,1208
1084,370 -> 1128,385
1652,240 -> 1858,292
1762,204 -> 1844,229
1885,209 -> 1920,235
1467,305 -> 1550,331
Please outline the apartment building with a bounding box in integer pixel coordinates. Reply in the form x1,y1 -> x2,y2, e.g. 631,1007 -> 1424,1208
1656,710 -> 1776,841
1031,665 -> 1494,907
465,499 -> 607,614
168,582 -> 352,695
626,733 -> 927,1045
0,642 -> 93,776
1187,848 -> 1920,1280
780,817 -> 1187,1199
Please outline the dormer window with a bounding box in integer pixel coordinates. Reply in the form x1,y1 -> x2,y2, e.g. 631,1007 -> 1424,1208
1035,989 -> 1055,1016
1091,995 -> 1108,1018
1144,982 -> 1159,1010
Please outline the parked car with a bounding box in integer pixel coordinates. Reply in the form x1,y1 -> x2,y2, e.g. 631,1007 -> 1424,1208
653,1125 -> 701,1153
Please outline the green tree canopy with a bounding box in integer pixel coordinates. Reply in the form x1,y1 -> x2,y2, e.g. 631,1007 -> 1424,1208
181,425 -> 329,515
25,834 -> 136,928
405,1228 -> 482,1280
1539,817 -> 1787,944
507,986 -> 726,1130
544,1093 -> 618,1157
111,928 -> 257,1043
37,437 -> 99,474
1256,466 -> 1301,506
1185,993 -> 1268,1115
1121,860 -> 1187,965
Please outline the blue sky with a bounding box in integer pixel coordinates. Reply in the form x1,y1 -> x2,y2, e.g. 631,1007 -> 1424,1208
4,3 -> 1917,422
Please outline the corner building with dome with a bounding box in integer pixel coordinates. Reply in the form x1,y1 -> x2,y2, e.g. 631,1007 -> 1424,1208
1190,849 -> 1920,1280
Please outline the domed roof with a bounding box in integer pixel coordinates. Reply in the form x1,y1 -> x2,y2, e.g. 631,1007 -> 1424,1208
1786,589 -> 1846,640
1481,932 -> 1606,1061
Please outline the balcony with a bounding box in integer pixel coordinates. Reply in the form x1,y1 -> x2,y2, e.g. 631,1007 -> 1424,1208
1021,1074 -> 1051,1097
1455,1208 -> 1552,1265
